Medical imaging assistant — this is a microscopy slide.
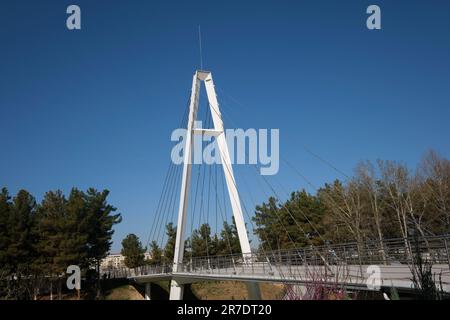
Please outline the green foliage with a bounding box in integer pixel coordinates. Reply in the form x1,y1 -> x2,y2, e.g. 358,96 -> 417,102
84,188 -> 122,270
183,219 -> 243,260
163,222 -> 177,263
149,241 -> 162,265
389,286 -> 400,300
253,150 -> 450,252
0,188 -> 12,274
36,190 -> 88,277
220,219 -> 241,255
0,187 -> 121,299
190,224 -> 213,257
121,234 -> 146,268
411,233 -> 444,300
65,189 -> 90,269
9,190 -> 39,275
253,190 -> 325,251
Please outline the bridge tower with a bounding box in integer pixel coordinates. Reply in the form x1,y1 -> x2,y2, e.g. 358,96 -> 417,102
169,70 -> 261,300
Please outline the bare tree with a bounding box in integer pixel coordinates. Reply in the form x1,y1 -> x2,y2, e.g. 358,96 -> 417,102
377,160 -> 412,257
355,161 -> 387,264
418,150 -> 450,233
320,180 -> 367,257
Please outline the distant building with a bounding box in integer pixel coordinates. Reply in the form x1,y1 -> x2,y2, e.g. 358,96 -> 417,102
100,252 -> 152,270
144,252 -> 152,261
100,253 -> 125,270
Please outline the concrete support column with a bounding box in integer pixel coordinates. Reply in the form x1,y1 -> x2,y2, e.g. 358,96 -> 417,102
145,283 -> 151,300
169,279 -> 184,300
246,282 -> 262,300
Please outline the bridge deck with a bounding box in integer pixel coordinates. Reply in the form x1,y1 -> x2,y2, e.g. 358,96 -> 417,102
130,263 -> 450,292
102,236 -> 450,294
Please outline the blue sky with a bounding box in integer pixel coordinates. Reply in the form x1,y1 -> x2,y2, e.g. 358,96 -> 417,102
1,1 -> 449,252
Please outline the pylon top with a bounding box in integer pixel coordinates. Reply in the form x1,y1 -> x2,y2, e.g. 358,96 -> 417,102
196,70 -> 211,80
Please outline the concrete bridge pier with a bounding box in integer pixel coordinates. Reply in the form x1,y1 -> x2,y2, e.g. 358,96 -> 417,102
169,279 -> 185,300
246,282 -> 262,300
145,283 -> 151,300
168,278 -> 261,300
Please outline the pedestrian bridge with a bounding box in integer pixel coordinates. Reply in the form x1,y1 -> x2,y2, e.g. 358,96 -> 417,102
103,236 -> 450,297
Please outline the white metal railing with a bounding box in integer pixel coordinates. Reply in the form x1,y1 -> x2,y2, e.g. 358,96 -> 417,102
102,235 -> 450,289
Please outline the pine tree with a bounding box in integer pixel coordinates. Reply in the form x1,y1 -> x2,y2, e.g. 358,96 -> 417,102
164,222 -> 177,263
10,190 -> 38,272
65,188 -> 89,270
121,234 -> 146,268
36,190 -> 67,299
0,187 -> 123,299
285,190 -> 325,247
220,219 -> 242,255
36,189 -> 89,299
83,188 -> 121,296
191,223 -> 214,257
0,188 -> 11,274
149,241 -> 162,265
84,188 -> 122,267
0,188 -> 12,298
8,190 -> 39,299
253,196 -> 284,251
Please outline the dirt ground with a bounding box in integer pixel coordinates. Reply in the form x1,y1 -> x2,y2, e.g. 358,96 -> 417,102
191,281 -> 286,300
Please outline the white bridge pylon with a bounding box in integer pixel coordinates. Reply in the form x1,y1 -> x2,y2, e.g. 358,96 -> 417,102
169,70 -> 261,300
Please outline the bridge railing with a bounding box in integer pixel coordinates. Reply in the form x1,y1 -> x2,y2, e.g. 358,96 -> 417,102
107,235 -> 450,281
166,235 -> 450,288
101,264 -> 173,279
175,235 -> 450,270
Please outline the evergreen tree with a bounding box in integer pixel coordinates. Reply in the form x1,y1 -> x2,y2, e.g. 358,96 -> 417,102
253,190 -> 325,251
0,188 -> 12,274
149,241 -> 162,265
220,219 -> 242,255
0,187 -> 122,299
121,234 -> 146,268
164,222 -> 177,263
36,190 -> 67,299
8,190 -> 39,299
284,190 -> 325,247
191,223 -> 213,257
81,188 -> 121,297
64,188 -> 89,270
253,196 -> 286,251
36,189 -> 89,299
0,188 -> 12,298
84,188 -> 122,272
10,190 -> 38,273
210,234 -> 220,256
